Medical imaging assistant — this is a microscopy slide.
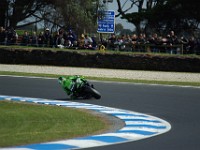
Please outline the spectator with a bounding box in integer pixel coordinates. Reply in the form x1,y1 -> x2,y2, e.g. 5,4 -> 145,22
137,33 -> 146,44
148,33 -> 161,53
108,33 -> 117,50
30,31 -> 38,47
187,36 -> 196,54
122,35 -> 132,51
91,34 -> 98,50
7,27 -> 18,45
117,34 -> 126,50
65,39 -> 73,48
168,30 -> 179,54
44,28 -> 52,47
124,35 -> 132,43
195,38 -> 200,55
179,35 -> 188,54
53,31 -> 64,48
0,26 -> 6,45
66,29 -> 77,48
58,28 -> 64,36
21,31 -> 30,46
38,31 -> 45,47
137,33 -> 146,52
131,34 -> 138,44
131,34 -> 138,51
78,33 -> 85,49
84,34 -> 93,49
164,34 -> 172,53
50,32 -> 54,47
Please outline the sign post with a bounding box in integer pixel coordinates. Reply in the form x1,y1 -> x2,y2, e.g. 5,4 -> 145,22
97,10 -> 115,33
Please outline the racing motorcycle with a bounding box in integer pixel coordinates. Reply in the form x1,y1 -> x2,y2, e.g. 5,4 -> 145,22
58,75 -> 101,99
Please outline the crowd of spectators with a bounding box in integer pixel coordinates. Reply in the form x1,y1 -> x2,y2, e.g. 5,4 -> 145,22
0,26 -> 18,46
106,30 -> 200,54
0,26 -> 98,50
0,26 -> 200,54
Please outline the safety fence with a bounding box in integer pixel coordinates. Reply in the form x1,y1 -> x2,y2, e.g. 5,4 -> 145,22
106,42 -> 191,54
1,36 -> 200,55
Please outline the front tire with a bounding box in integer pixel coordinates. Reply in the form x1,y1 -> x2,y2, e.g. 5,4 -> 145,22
84,86 -> 101,99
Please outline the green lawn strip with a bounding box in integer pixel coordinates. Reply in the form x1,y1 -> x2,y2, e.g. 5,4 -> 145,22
0,71 -> 200,87
0,101 -> 108,147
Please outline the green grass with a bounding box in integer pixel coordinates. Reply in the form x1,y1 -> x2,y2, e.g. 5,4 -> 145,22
0,101 -> 107,147
0,71 -> 200,87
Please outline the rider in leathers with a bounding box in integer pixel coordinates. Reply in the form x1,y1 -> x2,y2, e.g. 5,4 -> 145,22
58,75 -> 83,99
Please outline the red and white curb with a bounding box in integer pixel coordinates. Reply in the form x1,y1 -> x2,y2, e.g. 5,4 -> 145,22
0,95 -> 171,150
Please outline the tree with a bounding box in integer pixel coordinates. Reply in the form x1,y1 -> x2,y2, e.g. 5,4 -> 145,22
121,29 -> 132,36
0,0 -> 55,28
115,23 -> 123,35
115,0 -> 200,36
116,0 -> 155,34
52,0 -> 98,34
0,0 -> 8,27
147,0 -> 200,35
0,0 -> 104,35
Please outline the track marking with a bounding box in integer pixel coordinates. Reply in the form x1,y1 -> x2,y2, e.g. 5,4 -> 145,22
0,95 -> 171,150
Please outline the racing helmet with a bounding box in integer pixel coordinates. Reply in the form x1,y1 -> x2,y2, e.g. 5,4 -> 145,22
58,76 -> 65,84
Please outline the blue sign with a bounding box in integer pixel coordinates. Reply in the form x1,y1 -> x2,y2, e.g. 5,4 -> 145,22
97,10 -> 115,33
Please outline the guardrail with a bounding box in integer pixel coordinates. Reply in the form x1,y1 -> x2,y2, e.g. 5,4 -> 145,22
1,37 -> 200,55
107,42 -> 185,54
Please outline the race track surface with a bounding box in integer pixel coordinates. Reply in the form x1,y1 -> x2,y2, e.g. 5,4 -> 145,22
0,76 -> 200,150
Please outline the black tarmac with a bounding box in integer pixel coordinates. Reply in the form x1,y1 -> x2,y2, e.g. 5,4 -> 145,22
0,76 -> 200,150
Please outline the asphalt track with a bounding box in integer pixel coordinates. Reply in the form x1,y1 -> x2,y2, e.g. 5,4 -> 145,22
0,76 -> 200,150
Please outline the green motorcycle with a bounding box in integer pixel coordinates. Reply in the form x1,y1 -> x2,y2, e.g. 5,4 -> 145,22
58,75 -> 101,99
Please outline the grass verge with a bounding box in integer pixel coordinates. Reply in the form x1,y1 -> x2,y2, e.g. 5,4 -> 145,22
0,100 -> 107,147
0,71 -> 200,87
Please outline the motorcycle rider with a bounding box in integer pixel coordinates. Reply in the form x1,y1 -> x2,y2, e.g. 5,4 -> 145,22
58,75 -> 84,99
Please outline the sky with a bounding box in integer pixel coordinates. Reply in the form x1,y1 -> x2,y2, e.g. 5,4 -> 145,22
107,0 -> 136,31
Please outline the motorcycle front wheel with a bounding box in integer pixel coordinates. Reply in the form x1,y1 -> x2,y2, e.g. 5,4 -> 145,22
84,86 -> 101,99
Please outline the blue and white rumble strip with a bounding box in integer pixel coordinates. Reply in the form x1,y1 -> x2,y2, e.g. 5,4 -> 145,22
0,95 -> 171,150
